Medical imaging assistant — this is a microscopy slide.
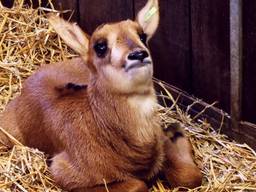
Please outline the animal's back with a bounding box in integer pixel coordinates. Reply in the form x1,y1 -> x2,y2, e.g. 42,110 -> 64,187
0,57 -> 89,153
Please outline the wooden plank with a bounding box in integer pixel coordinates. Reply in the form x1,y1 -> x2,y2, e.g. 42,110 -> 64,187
1,0 -> 14,8
242,0 -> 256,124
230,0 -> 243,133
230,122 -> 256,150
78,0 -> 134,34
134,0 -> 192,92
190,0 -> 230,113
240,121 -> 256,139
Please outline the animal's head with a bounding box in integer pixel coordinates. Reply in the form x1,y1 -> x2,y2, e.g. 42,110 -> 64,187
49,0 -> 159,94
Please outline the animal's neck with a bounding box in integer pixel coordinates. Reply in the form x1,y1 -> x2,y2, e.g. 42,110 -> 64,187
87,78 -> 159,140
86,78 -> 164,178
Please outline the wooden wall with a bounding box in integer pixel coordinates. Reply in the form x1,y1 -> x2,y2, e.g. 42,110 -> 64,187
2,0 -> 256,147
242,0 -> 256,124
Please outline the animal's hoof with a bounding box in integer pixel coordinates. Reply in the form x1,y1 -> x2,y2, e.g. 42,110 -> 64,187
164,122 -> 185,142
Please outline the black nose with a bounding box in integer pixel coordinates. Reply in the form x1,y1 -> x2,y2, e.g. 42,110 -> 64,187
128,50 -> 149,61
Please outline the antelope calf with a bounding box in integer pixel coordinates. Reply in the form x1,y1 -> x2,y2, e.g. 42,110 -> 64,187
0,0 -> 202,191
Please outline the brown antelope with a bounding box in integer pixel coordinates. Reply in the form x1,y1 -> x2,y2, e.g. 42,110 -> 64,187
0,0 -> 202,191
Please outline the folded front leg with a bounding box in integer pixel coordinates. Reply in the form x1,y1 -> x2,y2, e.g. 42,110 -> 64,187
50,152 -> 148,192
73,178 -> 148,192
50,151 -> 88,190
162,124 -> 202,188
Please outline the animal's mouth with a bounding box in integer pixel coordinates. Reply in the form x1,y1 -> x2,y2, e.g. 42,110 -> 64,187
124,60 -> 152,72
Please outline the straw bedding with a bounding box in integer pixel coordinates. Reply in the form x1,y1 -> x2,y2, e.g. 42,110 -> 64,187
0,1 -> 255,191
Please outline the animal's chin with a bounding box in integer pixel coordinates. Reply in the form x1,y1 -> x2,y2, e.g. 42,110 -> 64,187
124,60 -> 152,72
127,65 -> 153,86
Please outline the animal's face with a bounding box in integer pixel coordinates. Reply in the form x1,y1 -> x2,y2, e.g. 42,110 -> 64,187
49,0 -> 159,94
89,20 -> 153,93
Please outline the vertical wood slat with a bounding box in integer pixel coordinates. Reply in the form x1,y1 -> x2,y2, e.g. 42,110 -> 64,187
134,0 -> 192,92
190,0 -> 230,113
242,0 -> 256,124
79,0 -> 134,34
230,0 -> 243,132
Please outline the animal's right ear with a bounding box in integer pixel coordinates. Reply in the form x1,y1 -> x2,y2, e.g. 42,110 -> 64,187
136,0 -> 159,39
48,15 -> 89,61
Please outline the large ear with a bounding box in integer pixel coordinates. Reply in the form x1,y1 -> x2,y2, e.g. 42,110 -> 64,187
136,0 -> 159,39
48,15 -> 89,60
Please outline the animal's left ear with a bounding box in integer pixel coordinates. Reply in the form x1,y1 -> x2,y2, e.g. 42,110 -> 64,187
48,14 -> 89,61
136,0 -> 159,39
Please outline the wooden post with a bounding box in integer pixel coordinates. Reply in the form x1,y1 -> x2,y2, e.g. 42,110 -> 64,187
230,0 -> 242,133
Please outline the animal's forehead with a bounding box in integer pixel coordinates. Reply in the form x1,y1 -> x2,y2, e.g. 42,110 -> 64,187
92,20 -> 141,38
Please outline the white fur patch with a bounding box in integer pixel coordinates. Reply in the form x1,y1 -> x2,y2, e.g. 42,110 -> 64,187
128,95 -> 160,143
128,95 -> 156,117
111,46 -> 123,63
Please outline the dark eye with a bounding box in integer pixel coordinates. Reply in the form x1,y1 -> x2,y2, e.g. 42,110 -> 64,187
94,40 -> 108,58
139,32 -> 147,46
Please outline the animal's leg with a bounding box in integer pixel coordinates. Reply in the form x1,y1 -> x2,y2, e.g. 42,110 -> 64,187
73,178 -> 148,192
163,123 -> 202,188
50,152 -> 148,192
50,151 -> 89,190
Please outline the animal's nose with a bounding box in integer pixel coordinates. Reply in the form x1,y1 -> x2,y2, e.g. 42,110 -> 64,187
128,50 -> 149,61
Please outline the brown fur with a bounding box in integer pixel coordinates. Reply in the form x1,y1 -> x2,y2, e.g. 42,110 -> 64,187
0,1 -> 202,191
